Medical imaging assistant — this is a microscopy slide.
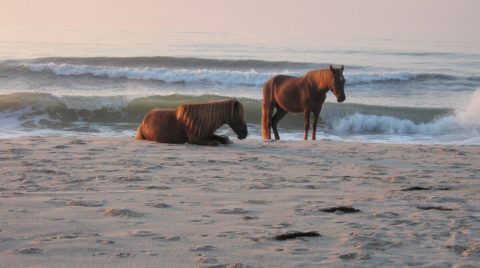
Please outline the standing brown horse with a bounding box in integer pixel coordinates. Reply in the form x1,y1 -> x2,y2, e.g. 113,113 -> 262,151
262,65 -> 346,140
136,99 -> 248,146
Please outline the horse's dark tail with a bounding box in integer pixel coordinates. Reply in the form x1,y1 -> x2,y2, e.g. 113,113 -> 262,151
135,123 -> 144,140
261,78 -> 275,140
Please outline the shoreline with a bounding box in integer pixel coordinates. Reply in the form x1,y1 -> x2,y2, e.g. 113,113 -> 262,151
1,137 -> 479,267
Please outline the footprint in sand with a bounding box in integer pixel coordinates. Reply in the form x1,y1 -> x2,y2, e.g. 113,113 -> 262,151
141,186 -> 171,190
196,255 -> 219,265
205,263 -> 254,268
53,234 -> 79,239
373,211 -> 400,218
247,183 -> 273,190
338,252 -> 357,260
243,215 -> 258,221
15,248 -> 43,254
115,252 -> 133,258
214,208 -> 251,214
130,230 -> 157,237
96,239 -> 115,245
53,144 -> 69,149
70,139 -> 87,145
166,236 -> 181,241
104,208 -> 144,218
47,198 -> 105,207
67,200 -> 105,207
145,202 -> 170,208
189,245 -> 217,251
245,200 -> 268,205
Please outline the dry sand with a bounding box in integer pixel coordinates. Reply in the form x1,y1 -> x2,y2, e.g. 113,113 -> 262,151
0,137 -> 479,267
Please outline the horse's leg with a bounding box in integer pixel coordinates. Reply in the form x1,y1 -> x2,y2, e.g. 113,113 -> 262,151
212,134 -> 231,144
272,108 -> 288,140
267,108 -> 273,140
188,135 -> 219,146
304,110 -> 310,140
311,111 -> 320,140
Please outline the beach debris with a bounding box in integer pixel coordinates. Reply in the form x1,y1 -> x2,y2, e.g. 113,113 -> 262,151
273,231 -> 321,241
320,206 -> 361,213
401,186 -> 430,191
417,206 -> 453,211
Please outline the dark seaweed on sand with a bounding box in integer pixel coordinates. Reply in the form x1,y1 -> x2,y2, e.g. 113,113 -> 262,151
417,206 -> 453,211
436,186 -> 452,191
401,186 -> 430,191
274,231 -> 321,241
320,206 -> 361,213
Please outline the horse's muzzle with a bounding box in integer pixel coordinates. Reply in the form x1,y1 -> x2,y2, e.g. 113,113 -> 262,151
238,131 -> 248,140
237,126 -> 248,140
337,95 -> 346,103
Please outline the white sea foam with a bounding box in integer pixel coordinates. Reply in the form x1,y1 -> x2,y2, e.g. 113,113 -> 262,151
24,62 -> 430,86
333,113 -> 460,135
333,89 -> 480,137
456,89 -> 480,126
25,63 -> 287,86
345,72 -> 415,83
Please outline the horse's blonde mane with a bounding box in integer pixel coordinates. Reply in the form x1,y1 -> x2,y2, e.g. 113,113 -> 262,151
176,99 -> 235,137
305,69 -> 333,89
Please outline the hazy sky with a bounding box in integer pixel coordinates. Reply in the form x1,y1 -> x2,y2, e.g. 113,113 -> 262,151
1,0 -> 479,40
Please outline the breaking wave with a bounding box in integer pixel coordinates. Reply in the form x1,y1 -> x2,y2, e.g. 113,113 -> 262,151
334,89 -> 480,138
20,62 -> 464,87
1,90 -> 478,144
1,56 -> 476,87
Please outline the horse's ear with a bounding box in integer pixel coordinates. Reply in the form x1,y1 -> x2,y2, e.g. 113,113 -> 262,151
340,65 -> 344,72
330,64 -> 335,74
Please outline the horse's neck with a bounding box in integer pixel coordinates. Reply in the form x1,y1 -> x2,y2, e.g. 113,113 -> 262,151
304,76 -> 329,94
211,103 -> 230,129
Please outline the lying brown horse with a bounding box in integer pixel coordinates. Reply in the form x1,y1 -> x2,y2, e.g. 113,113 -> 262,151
262,65 -> 346,140
136,99 -> 248,146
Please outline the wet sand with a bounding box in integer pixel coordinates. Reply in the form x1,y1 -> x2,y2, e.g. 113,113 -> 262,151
0,137 -> 479,267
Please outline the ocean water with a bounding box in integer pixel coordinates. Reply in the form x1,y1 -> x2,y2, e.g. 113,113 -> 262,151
1,30 -> 479,144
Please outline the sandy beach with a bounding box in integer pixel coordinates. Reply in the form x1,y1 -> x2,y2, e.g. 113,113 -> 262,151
0,137 -> 479,267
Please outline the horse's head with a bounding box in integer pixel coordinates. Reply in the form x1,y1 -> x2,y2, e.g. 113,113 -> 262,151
329,65 -> 346,103
228,99 -> 248,140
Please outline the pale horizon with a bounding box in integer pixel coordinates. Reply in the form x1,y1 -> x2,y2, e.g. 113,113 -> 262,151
1,0 -> 479,41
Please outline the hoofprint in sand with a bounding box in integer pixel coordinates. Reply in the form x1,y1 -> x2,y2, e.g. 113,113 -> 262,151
0,137 -> 479,267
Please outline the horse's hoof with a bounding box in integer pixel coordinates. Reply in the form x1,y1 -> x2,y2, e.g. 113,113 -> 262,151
222,136 -> 231,144
209,141 -> 220,146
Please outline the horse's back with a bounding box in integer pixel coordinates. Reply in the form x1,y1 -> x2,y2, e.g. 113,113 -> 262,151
139,108 -> 187,143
